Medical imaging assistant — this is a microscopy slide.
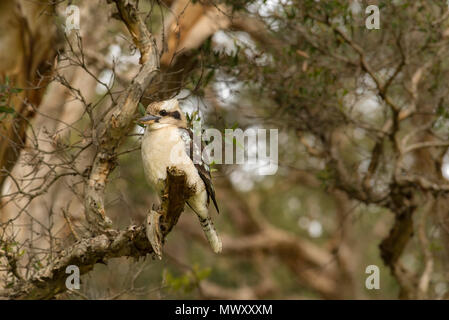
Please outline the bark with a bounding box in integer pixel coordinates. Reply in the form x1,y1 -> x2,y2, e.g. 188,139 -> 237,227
0,0 -> 59,190
0,167 -> 192,299
84,0 -> 160,231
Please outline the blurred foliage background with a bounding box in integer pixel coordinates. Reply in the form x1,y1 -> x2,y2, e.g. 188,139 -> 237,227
2,0 -> 449,300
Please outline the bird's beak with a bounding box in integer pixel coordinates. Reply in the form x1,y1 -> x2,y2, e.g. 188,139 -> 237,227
137,114 -> 161,124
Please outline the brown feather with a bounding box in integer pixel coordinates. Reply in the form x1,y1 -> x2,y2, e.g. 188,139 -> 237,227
179,127 -> 219,213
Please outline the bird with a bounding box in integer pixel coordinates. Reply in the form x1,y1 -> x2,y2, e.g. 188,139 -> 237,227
137,99 -> 222,253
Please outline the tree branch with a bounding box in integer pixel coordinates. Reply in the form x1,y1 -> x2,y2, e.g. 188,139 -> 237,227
1,167 -> 191,299
84,0 -> 160,231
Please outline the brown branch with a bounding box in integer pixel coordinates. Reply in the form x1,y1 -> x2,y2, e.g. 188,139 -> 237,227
417,195 -> 435,298
0,225 -> 151,299
220,229 -> 340,299
84,0 -> 160,231
379,210 -> 414,263
146,167 -> 195,259
379,193 -> 417,299
0,167 -> 191,299
1,0 -> 199,299
0,1 -> 59,191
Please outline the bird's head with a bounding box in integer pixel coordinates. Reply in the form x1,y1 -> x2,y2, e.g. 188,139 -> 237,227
137,99 -> 187,130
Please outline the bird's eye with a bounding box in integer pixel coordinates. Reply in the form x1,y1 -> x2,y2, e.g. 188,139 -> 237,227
159,110 -> 167,116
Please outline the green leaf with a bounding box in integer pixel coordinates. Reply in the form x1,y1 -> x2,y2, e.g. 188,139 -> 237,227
193,265 -> 211,281
203,37 -> 212,54
0,106 -> 14,114
9,88 -> 22,94
204,69 -> 215,86
209,160 -> 218,172
232,52 -> 239,66
138,102 -> 146,116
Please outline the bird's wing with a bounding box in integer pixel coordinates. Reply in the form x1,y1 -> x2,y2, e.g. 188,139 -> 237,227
179,127 -> 219,213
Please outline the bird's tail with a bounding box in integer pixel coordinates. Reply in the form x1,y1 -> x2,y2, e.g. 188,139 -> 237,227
199,216 -> 222,254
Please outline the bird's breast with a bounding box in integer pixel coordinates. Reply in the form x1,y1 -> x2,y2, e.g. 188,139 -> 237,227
141,127 -> 205,193
141,129 -> 174,186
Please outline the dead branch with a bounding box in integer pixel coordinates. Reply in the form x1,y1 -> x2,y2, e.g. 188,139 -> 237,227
84,0 -> 160,231
146,167 -> 195,259
0,167 -> 191,299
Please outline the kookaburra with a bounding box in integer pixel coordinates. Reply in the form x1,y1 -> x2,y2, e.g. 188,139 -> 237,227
137,99 -> 222,253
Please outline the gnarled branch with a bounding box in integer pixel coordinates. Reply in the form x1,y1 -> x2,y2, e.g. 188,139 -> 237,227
84,0 -> 160,231
0,167 -> 191,299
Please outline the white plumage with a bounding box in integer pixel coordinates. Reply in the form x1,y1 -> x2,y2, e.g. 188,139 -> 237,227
139,99 -> 222,253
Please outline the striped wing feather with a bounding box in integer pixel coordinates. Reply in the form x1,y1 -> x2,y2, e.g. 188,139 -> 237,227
179,128 -> 219,213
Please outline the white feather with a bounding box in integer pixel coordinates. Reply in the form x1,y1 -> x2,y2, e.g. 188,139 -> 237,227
141,116 -> 222,253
